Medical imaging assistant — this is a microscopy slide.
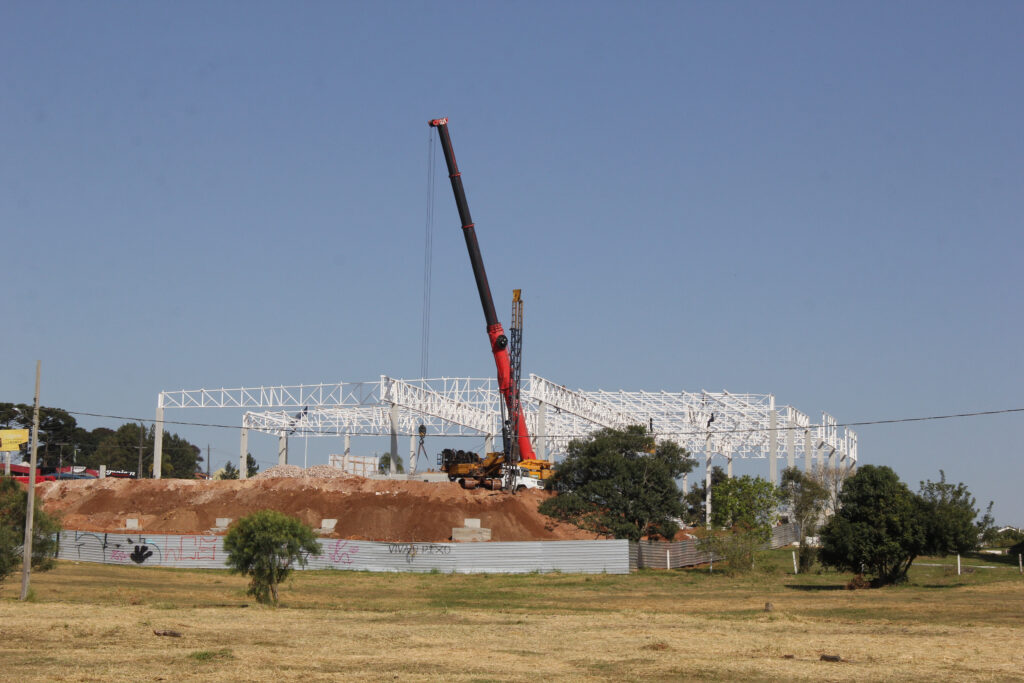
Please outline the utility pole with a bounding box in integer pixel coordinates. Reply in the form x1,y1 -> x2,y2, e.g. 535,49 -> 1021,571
207,445 -> 211,478
20,361 -> 41,601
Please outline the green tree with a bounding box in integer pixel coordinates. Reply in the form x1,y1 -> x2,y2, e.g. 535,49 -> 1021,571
976,503 -> 999,547
710,475 -> 780,536
780,467 -> 829,571
697,475 -> 780,572
0,477 -> 62,583
217,461 -> 239,480
683,465 -> 726,525
819,465 -> 925,586
0,404 -> 80,468
223,510 -> 321,605
89,424 -> 201,478
214,455 -> 258,480
0,403 -> 24,429
918,471 -> 983,556
377,453 -> 404,474
538,426 -> 693,541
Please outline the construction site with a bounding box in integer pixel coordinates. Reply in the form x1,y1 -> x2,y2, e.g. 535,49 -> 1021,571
25,120 -> 852,565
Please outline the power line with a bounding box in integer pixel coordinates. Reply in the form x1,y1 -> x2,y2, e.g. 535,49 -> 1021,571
63,406 -> 1024,438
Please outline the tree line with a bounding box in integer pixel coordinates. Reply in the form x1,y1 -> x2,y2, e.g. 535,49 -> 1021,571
0,403 -> 202,478
538,426 -> 997,586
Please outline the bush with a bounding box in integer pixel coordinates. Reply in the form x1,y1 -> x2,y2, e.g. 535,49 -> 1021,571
223,510 -> 321,605
0,476 -> 62,583
697,528 -> 765,573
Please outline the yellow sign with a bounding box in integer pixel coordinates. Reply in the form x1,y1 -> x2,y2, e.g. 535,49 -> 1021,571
0,429 -> 29,451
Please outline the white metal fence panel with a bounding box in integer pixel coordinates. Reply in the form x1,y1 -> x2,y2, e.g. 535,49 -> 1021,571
56,531 -> 630,574
630,523 -> 801,570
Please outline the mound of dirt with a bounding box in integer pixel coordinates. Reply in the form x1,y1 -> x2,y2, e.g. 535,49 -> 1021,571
37,476 -> 600,543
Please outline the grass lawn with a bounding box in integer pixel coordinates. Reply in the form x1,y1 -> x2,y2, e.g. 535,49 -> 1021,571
1,550 -> 1021,681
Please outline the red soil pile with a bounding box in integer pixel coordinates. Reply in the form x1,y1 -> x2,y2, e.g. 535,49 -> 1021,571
37,476 -> 601,543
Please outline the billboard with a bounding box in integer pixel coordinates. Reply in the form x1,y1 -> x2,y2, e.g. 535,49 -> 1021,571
0,429 -> 30,451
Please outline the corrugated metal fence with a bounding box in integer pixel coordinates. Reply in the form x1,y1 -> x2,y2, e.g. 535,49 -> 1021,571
630,523 -> 801,570
56,525 -> 797,574
55,531 -> 630,574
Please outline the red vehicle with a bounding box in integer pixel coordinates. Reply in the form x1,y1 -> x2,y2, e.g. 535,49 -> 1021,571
7,463 -> 55,485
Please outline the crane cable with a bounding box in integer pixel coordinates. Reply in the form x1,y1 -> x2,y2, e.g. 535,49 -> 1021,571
421,131 -> 436,379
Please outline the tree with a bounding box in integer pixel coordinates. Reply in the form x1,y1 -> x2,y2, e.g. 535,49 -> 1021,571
976,503 -> 1000,547
918,471 -> 983,556
223,510 -> 321,605
377,453 -> 404,474
218,461 -> 239,480
683,465 -> 727,525
90,424 -> 201,478
538,426 -> 693,541
245,453 -> 259,478
809,462 -> 855,516
0,403 -> 79,468
710,475 -> 780,535
697,475 -> 780,572
215,454 -> 258,480
818,465 -> 925,586
779,467 -> 829,571
0,477 -> 62,583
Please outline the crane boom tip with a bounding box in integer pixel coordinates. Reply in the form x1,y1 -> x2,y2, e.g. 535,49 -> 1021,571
429,117 -> 448,127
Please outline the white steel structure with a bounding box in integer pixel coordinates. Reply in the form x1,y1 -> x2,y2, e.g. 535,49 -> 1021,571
152,375 -> 857,484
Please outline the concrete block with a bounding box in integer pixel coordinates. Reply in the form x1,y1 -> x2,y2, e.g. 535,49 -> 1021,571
452,527 -> 491,542
215,518 -> 232,529
463,518 -> 481,529
125,518 -> 139,530
320,519 -> 338,531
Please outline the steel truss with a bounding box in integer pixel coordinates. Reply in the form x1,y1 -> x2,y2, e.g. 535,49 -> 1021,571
156,375 -> 857,473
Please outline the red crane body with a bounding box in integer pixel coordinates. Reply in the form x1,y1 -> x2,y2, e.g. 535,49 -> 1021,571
429,118 -> 536,461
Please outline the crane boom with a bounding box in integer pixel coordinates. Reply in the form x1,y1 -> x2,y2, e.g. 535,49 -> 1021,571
429,118 -> 536,461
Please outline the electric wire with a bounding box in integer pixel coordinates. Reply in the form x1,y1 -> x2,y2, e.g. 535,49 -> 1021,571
62,406 -> 1024,437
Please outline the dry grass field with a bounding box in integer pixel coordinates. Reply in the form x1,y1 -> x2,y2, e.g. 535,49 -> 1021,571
1,551 -> 1022,681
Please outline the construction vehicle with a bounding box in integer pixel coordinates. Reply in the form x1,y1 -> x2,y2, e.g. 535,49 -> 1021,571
429,118 -> 554,490
438,448 -> 553,490
438,448 -> 506,489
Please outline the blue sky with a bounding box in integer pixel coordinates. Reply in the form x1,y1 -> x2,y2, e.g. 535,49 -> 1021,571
3,2 -> 1022,522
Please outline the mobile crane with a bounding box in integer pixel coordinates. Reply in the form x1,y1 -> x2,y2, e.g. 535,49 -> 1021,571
429,118 -> 552,490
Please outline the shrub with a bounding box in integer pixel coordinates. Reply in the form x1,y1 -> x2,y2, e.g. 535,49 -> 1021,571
223,510 -> 321,605
0,476 -> 62,583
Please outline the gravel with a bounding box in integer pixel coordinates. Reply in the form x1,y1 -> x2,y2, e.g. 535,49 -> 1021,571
253,464 -> 356,479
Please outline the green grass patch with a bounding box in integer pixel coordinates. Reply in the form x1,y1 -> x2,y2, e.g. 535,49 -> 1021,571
187,648 -> 234,662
